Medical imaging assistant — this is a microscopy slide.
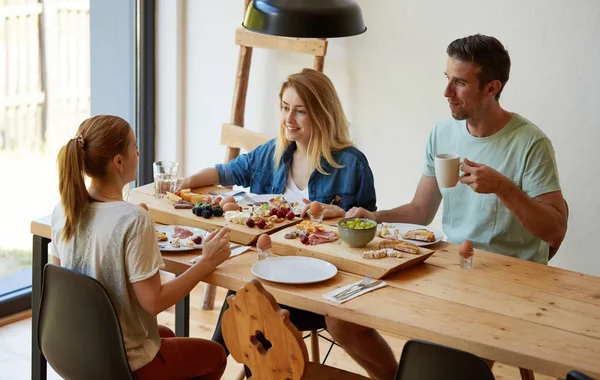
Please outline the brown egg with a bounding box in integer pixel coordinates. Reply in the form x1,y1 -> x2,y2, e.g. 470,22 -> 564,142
459,240 -> 474,257
257,234 -> 271,250
309,202 -> 323,214
222,202 -> 241,212
219,196 -> 236,208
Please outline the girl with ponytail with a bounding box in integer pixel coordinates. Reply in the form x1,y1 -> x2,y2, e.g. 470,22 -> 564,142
51,115 -> 230,379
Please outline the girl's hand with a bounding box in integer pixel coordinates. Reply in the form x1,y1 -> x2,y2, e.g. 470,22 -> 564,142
198,228 -> 231,269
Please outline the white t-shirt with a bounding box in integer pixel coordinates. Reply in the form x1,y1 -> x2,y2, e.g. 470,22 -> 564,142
282,170 -> 309,204
50,201 -> 165,371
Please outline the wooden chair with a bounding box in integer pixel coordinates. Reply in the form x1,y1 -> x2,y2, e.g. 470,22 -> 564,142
222,279 -> 368,380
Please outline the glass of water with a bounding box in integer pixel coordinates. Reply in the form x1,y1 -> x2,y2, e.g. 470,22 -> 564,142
153,161 -> 179,199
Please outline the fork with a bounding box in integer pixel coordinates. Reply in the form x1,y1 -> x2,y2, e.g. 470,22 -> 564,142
335,280 -> 383,301
333,275 -> 372,299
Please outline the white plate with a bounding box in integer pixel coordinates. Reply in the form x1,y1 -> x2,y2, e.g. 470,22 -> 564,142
381,223 -> 446,247
251,256 -> 338,284
155,225 -> 207,251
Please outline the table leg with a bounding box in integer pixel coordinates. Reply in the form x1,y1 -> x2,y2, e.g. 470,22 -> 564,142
201,283 -> 216,310
32,235 -> 49,380
175,294 -> 190,337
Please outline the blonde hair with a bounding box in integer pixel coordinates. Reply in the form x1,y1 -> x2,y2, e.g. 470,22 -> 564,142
274,68 -> 353,174
56,115 -> 132,241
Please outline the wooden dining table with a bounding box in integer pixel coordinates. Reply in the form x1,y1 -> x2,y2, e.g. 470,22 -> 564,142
29,185 -> 600,380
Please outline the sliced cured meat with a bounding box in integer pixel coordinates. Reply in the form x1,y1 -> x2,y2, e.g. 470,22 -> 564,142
302,230 -> 339,245
173,226 -> 194,239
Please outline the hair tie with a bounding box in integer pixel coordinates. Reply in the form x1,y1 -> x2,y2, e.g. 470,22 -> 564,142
74,133 -> 85,148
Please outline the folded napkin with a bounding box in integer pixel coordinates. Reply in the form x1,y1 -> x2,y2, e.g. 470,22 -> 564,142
322,280 -> 387,304
189,245 -> 252,264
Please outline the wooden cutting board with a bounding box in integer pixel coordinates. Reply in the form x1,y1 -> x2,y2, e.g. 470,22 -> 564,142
270,225 -> 435,279
129,184 -> 301,245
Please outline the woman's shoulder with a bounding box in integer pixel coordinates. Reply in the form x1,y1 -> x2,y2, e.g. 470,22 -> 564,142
333,145 -> 371,168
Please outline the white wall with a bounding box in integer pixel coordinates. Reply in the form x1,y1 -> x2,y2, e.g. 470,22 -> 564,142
157,0 -> 600,276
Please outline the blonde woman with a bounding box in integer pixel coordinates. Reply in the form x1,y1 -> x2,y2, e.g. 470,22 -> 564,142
179,68 -> 377,218
51,115 -> 230,379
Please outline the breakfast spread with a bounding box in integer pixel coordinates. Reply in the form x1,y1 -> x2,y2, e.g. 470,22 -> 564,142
286,220 -> 339,245
155,226 -> 203,249
402,229 -> 435,242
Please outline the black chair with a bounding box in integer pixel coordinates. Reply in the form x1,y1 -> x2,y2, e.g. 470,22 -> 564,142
395,339 -> 495,380
37,264 -> 133,380
568,370 -> 596,380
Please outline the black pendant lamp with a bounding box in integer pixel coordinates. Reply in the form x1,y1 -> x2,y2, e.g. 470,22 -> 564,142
243,0 -> 367,38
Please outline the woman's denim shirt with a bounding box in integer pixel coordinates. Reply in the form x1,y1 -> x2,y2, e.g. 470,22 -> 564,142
215,140 -> 376,211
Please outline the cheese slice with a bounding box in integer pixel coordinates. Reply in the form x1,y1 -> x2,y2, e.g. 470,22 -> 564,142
167,192 -> 182,202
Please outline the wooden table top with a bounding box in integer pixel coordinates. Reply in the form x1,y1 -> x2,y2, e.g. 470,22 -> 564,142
30,187 -> 600,378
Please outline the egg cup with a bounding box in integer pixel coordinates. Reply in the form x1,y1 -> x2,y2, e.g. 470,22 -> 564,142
307,209 -> 324,223
459,251 -> 474,269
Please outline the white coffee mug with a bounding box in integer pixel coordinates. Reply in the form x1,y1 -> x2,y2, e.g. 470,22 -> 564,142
435,153 -> 464,188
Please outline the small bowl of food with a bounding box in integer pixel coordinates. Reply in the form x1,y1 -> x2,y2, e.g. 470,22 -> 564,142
337,218 -> 377,248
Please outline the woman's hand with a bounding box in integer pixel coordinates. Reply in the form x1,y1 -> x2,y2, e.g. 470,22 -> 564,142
198,228 -> 231,269
300,199 -> 345,220
176,177 -> 190,191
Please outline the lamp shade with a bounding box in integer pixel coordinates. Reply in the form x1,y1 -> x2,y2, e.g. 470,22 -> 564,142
243,0 -> 367,38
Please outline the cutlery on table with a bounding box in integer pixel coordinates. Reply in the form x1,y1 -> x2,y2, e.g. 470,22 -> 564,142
334,279 -> 383,301
333,275 -> 372,299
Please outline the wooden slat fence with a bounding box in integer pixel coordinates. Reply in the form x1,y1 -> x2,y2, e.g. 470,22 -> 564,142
0,0 -> 89,152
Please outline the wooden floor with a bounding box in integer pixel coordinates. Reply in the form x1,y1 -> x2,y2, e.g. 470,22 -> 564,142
0,279 -> 554,380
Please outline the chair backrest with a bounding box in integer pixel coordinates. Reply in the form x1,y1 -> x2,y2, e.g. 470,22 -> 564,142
395,339 -> 495,380
37,264 -> 133,380
221,123 -> 271,154
222,279 -> 309,380
567,370 -> 596,380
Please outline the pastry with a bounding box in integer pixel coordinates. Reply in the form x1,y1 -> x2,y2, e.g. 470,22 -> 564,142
379,240 -> 420,255
156,229 -> 168,242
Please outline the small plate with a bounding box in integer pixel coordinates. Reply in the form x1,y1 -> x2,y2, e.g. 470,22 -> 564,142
156,225 -> 207,251
251,256 -> 338,284
380,223 -> 445,247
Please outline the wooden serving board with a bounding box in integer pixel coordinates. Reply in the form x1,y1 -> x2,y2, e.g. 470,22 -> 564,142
129,184 -> 301,245
270,225 -> 435,279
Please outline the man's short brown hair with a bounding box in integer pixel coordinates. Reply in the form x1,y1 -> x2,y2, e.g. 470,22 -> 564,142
447,34 -> 511,100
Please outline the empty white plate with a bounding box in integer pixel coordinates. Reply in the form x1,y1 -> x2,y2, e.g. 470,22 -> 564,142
251,256 -> 338,284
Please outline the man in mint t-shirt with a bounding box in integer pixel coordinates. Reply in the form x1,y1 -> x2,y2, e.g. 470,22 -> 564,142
325,35 -> 569,379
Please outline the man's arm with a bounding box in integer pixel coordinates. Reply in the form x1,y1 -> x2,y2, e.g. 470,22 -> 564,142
347,175 -> 443,225
460,158 -> 567,249
497,185 -> 567,249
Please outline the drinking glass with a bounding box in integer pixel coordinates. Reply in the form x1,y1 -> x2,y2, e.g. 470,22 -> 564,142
153,161 -> 179,199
